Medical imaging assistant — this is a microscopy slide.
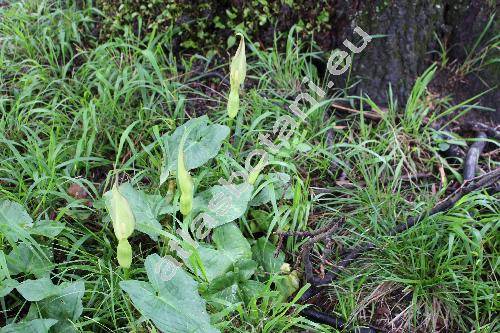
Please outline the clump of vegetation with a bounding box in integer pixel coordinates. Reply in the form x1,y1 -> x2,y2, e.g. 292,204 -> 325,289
95,0 -> 338,51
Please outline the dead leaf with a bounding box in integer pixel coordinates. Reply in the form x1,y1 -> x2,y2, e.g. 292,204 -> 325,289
68,183 -> 88,199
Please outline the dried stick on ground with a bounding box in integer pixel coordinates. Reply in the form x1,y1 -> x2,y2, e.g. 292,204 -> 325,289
455,122 -> 500,140
300,307 -> 377,333
463,132 -> 487,181
331,102 -> 382,121
301,220 -> 342,285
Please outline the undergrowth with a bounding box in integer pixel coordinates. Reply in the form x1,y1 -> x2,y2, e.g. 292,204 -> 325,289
0,1 -> 498,333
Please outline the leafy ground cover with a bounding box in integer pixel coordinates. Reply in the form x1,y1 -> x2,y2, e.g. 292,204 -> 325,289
0,1 -> 498,333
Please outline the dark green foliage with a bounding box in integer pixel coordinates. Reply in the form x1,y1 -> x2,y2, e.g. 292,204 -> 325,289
96,0 -> 339,51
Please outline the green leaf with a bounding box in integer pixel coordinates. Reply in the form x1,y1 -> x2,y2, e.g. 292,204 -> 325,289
205,271 -> 239,295
0,279 -> 18,298
0,201 -> 63,244
7,243 -> 53,278
30,220 -> 65,238
190,223 -> 253,282
296,142 -> 312,153
120,254 -> 219,333
194,183 -> 253,228
161,116 -> 229,181
0,319 -> 58,333
252,237 -> 285,273
438,142 -> 450,151
16,277 -> 59,301
0,250 -> 10,280
15,278 -> 84,333
234,259 -> 258,281
0,200 -> 33,243
196,247 -> 233,282
37,281 -> 85,333
240,280 -> 266,301
206,279 -> 241,305
250,239 -> 298,300
212,222 -> 252,259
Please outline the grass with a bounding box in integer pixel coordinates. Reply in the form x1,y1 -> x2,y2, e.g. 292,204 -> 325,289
0,1 -> 498,332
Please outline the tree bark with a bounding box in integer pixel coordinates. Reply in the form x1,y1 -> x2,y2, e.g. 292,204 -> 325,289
331,1 -> 442,105
332,0 -> 497,109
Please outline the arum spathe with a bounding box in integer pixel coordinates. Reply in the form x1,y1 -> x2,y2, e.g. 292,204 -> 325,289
227,34 -> 246,119
247,157 -> 267,185
177,131 -> 194,216
107,184 -> 135,268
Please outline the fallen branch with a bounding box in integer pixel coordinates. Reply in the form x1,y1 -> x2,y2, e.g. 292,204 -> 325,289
301,220 -> 342,285
301,307 -> 377,333
331,102 -> 383,121
463,132 -> 487,181
454,122 -> 500,140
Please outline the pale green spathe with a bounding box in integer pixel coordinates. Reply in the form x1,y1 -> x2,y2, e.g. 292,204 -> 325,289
227,34 -> 246,119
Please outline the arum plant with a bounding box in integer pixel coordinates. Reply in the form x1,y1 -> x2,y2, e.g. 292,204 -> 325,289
177,131 -> 194,216
107,184 -> 135,268
247,157 -> 267,185
227,33 -> 246,119
246,150 -> 269,185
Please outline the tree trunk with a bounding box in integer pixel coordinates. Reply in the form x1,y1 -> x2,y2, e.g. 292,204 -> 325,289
332,0 -> 497,110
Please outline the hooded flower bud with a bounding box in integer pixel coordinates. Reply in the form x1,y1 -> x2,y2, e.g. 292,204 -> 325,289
117,238 -> 133,268
247,157 -> 267,185
107,184 -> 135,268
177,132 -> 194,216
230,34 -> 246,87
227,88 -> 240,119
227,34 -> 246,119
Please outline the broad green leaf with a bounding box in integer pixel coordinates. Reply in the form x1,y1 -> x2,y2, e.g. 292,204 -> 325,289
251,239 -> 298,300
252,237 -> 285,274
30,220 -> 65,238
190,223 -> 253,282
196,247 -> 233,282
120,254 -> 219,333
161,116 -> 230,180
234,259 -> 258,281
16,277 -> 59,301
0,278 -> 18,298
240,280 -> 267,301
15,278 -> 84,333
0,201 -> 63,244
194,183 -> 253,228
206,279 -> 241,304
0,319 -> 58,333
0,200 -> 33,243
37,281 -> 85,333
7,243 -> 53,278
0,250 -> 9,280
212,222 -> 252,260
203,261 -> 259,305
205,271 -> 239,295
7,278 -> 85,332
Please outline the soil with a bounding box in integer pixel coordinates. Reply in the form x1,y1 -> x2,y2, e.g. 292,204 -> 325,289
431,67 -> 499,125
